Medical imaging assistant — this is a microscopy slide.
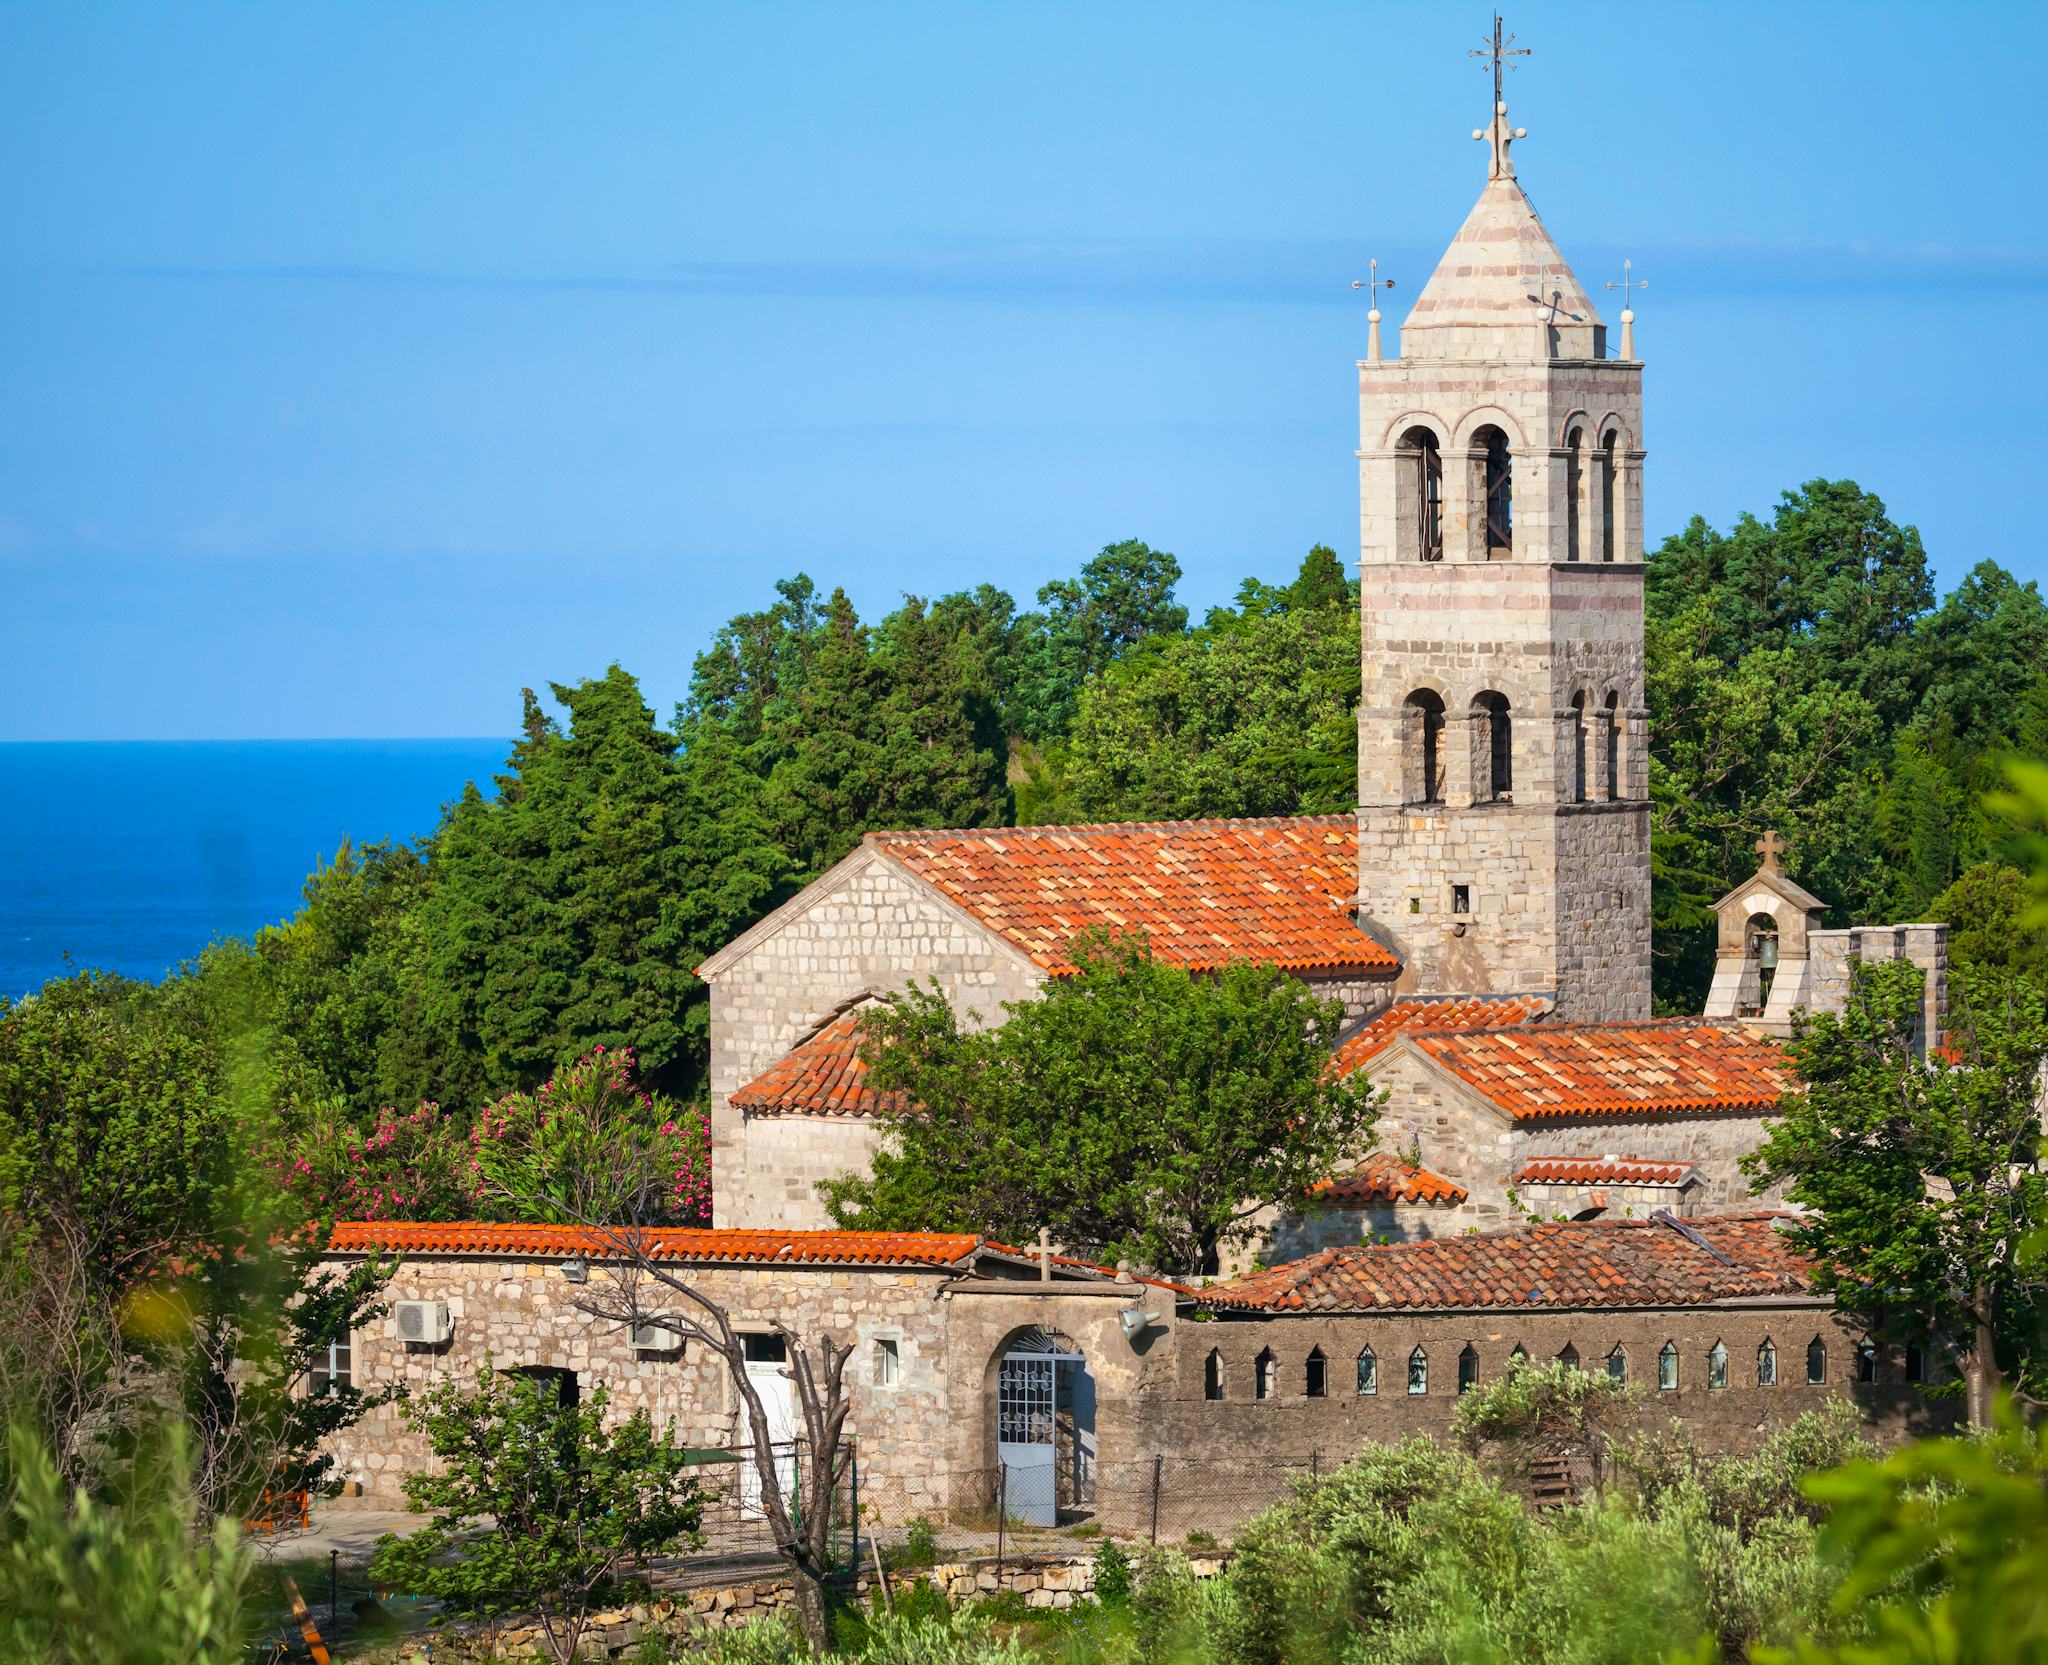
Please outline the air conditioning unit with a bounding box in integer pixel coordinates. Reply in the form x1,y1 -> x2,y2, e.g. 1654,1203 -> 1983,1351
630,1322 -> 683,1356
394,1300 -> 453,1345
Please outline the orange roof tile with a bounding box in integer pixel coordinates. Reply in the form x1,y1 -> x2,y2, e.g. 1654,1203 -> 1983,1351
1312,1152 -> 1468,1208
1412,1021 -> 1792,1120
867,817 -> 1396,977
1516,1158 -> 1694,1187
327,1222 -> 989,1269
728,1010 -> 905,1119
1201,1213 -> 1812,1312
1330,996 -> 1544,1076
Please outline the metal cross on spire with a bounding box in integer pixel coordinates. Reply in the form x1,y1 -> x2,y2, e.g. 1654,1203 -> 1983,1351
1605,259 -> 1647,358
1469,14 -> 1530,180
1351,259 -> 1396,362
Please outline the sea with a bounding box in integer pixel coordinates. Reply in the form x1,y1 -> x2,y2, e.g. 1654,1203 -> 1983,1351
0,739 -> 510,1000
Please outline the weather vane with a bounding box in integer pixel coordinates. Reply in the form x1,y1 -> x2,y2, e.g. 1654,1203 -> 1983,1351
1469,14 -> 1530,180
1352,259 -> 1396,362
1606,259 -> 1647,358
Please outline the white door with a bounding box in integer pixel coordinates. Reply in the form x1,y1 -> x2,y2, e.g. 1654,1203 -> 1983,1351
997,1353 -> 1059,1527
741,1336 -> 799,1520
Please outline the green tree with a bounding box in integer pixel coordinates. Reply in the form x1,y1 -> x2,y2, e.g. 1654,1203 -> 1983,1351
412,667 -> 700,1102
1054,548 -> 1360,823
1746,960 -> 2048,1425
823,933 -> 1378,1274
1009,540 -> 1187,743
1929,862 -> 2048,979
0,1421 -> 254,1665
370,1365 -> 706,1665
473,1045 -> 711,1224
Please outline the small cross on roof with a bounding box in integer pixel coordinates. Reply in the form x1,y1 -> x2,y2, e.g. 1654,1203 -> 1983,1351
1755,829 -> 1787,873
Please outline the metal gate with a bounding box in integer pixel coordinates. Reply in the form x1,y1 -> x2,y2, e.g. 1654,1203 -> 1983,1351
997,1333 -> 1094,1526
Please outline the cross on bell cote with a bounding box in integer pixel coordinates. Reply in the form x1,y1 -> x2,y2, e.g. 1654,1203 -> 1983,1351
1755,829 -> 1787,875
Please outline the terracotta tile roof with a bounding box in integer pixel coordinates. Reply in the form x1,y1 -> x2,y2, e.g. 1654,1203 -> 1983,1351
1201,1213 -> 1812,1313
1411,1020 -> 1792,1120
1312,1152 -> 1468,1208
327,1222 -> 989,1269
1331,996 -> 1544,1076
728,1010 -> 905,1119
866,817 -> 1396,977
1516,1158 -> 1694,1188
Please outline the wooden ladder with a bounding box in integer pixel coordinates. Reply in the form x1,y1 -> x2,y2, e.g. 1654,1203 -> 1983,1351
1528,1456 -> 1579,1511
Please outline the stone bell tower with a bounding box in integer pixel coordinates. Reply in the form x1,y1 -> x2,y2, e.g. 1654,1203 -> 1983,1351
1352,50 -> 1652,1023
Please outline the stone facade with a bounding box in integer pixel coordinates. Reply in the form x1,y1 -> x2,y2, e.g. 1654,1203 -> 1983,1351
316,1243 -> 1181,1512
1808,924 -> 1950,1057
1166,1303 -> 1952,1459
1353,172 -> 1651,1027
701,848 -> 1046,1229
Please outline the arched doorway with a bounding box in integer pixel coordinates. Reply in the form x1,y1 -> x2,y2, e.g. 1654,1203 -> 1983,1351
995,1328 -> 1096,1526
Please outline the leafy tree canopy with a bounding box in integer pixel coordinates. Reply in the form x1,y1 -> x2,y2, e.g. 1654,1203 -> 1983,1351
821,932 -> 1378,1275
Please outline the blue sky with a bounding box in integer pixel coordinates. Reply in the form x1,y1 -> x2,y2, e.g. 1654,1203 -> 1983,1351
0,2 -> 2037,740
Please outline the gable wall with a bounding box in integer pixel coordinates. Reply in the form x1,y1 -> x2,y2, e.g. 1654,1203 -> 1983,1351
708,857 -> 1044,1229
1515,1114 -> 1786,1211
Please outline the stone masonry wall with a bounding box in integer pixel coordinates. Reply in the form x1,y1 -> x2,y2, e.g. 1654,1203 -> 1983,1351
707,852 -> 1045,1229
319,1253 -> 956,1507
1807,924 -> 1950,1058
1163,1303 -> 1952,1462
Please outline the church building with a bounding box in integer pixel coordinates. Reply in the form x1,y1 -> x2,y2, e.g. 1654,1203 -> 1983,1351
317,52 -> 1960,1516
693,65 -> 1949,1260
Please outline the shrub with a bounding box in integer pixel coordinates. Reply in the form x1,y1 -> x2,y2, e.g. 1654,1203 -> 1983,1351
1092,1539 -> 1133,1605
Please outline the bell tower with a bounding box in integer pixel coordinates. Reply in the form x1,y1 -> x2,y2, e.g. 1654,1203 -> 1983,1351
1352,42 -> 1651,1022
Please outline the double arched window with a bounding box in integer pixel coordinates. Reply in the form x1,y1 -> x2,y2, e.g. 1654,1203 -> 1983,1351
1404,690 -> 1447,805
1400,426 -> 1444,562
1472,692 -> 1512,801
1476,426 -> 1513,555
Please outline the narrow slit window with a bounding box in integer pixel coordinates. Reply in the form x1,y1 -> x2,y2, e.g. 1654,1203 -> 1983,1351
1658,1342 -> 1678,1391
1408,1347 -> 1429,1396
1806,1337 -> 1826,1385
1707,1341 -> 1728,1390
1305,1347 -> 1327,1399
1356,1347 -> 1378,1396
1905,1344 -> 1925,1384
1255,1348 -> 1277,1401
1855,1342 -> 1878,1384
1758,1338 -> 1778,1388
1204,1349 -> 1223,1401
1457,1344 -> 1479,1394
1606,1345 -> 1627,1384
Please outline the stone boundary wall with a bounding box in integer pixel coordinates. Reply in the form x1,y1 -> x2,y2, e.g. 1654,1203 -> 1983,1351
399,1552 -> 1229,1660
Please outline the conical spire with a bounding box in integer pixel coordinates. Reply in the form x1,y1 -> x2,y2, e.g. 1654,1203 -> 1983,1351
1399,171 -> 1605,361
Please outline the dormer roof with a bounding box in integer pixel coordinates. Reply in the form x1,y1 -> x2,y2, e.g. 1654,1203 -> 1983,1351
1401,176 -> 1603,361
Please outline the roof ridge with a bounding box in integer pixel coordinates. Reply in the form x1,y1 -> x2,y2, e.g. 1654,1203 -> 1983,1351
867,814 -> 1354,843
